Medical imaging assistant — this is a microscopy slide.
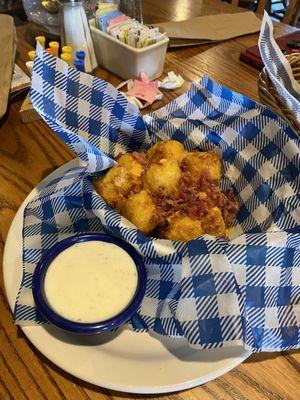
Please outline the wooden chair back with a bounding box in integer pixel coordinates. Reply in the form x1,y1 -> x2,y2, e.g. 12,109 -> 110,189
256,0 -> 267,15
282,0 -> 300,25
230,0 -> 267,15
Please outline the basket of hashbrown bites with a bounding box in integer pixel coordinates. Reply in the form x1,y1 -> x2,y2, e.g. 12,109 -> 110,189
23,49 -> 300,351
93,140 -> 239,241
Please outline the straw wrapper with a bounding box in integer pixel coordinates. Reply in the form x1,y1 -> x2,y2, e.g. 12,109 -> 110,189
259,12 -> 300,126
14,43 -> 300,352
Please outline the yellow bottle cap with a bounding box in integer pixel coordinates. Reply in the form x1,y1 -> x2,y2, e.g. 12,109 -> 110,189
49,41 -> 59,57
28,50 -> 35,61
35,36 -> 46,49
49,41 -> 59,49
61,53 -> 72,66
61,45 -> 72,54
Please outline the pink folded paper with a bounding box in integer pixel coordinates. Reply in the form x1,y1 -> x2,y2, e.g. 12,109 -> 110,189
126,73 -> 159,103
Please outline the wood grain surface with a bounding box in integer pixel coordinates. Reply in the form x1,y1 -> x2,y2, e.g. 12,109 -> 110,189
0,0 -> 299,399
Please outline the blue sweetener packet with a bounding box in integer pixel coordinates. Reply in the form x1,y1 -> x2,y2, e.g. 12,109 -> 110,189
98,10 -> 122,32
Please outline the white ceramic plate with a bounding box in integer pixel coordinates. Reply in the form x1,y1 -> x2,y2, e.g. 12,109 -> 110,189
3,160 -> 250,394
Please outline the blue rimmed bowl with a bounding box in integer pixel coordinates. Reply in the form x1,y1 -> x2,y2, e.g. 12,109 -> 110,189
32,233 -> 146,334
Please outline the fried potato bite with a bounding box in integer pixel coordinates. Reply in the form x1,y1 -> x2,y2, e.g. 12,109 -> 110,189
143,159 -> 181,197
160,215 -> 203,242
201,206 -> 226,237
146,140 -> 185,163
121,190 -> 158,234
94,165 -> 141,210
117,153 -> 145,178
182,151 -> 222,183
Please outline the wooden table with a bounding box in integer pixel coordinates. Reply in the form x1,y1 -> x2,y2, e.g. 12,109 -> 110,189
0,0 -> 299,399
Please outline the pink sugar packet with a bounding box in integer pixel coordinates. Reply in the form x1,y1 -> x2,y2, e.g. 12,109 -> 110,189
107,14 -> 130,26
127,74 -> 159,103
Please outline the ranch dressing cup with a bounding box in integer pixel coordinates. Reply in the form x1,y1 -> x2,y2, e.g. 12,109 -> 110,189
32,234 -> 146,334
44,241 -> 138,323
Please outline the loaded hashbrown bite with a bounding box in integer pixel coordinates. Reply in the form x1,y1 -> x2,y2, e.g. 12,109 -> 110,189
117,152 -> 147,178
93,165 -> 141,211
121,190 -> 158,234
181,151 -> 222,184
160,215 -> 203,242
146,140 -> 185,163
201,206 -> 226,237
143,159 -> 181,197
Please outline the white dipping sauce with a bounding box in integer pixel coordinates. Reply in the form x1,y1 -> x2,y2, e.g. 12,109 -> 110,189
44,241 -> 138,323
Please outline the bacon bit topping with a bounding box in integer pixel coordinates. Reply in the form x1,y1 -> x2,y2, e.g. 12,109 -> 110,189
132,151 -> 150,167
222,187 -> 239,225
115,152 -> 124,160
151,169 -> 238,226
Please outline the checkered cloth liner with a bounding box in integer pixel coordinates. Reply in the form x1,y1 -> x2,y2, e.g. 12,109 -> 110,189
259,12 -> 300,125
14,43 -> 300,352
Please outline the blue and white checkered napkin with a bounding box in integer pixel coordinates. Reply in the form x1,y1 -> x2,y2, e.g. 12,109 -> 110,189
259,12 -> 300,126
14,43 -> 300,352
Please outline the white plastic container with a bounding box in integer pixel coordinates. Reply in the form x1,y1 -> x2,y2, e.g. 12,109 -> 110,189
90,20 -> 169,80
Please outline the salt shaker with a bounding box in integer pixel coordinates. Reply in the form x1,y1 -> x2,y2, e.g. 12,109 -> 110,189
61,0 -> 97,73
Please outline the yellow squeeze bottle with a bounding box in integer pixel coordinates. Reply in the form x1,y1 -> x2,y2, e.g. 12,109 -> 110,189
61,53 -> 72,66
49,41 -> 59,57
35,36 -> 46,49
28,50 -> 35,61
61,45 -> 72,55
